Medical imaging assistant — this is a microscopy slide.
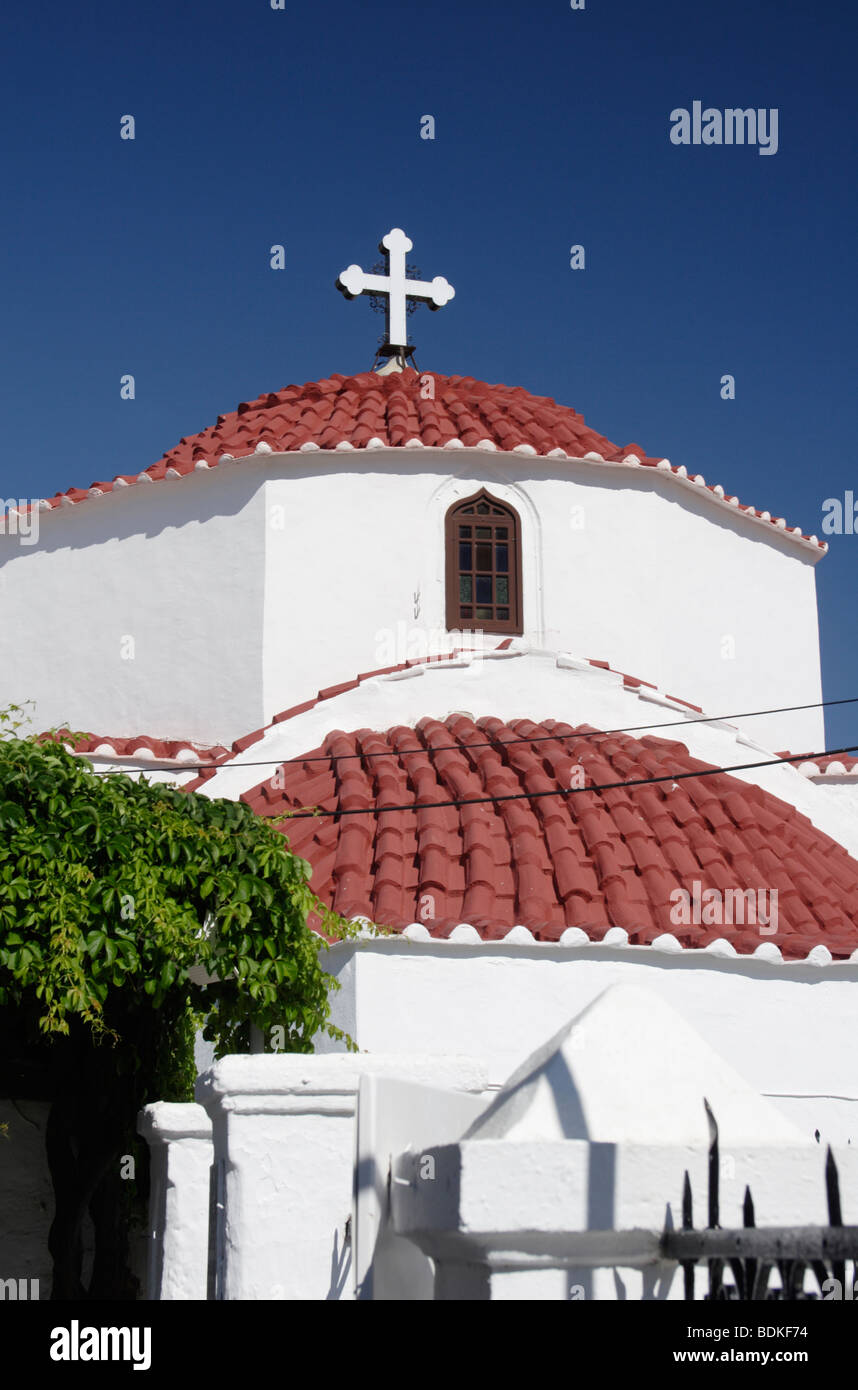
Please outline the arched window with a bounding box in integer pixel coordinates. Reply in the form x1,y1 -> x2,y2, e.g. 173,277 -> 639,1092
445,490 -> 522,635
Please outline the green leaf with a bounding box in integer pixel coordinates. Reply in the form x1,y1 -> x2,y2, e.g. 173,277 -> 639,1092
0,713 -> 353,1101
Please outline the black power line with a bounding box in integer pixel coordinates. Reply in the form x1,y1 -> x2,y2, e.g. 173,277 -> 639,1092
275,743 -> 858,821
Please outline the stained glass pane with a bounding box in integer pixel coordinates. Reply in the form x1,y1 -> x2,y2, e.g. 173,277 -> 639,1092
459,525 -> 472,538
459,542 -> 472,569
496,577 -> 509,604
475,526 -> 491,539
495,544 -> 508,572
459,576 -> 473,602
475,606 -> 492,619
475,544 -> 492,570
497,608 -> 509,620
460,606 -> 473,618
476,576 -> 492,603
461,506 -> 474,514
476,502 -> 489,514
495,527 -> 508,539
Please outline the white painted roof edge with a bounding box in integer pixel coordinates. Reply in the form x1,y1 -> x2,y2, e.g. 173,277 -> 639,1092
339,925 -> 858,970
32,442 -> 826,558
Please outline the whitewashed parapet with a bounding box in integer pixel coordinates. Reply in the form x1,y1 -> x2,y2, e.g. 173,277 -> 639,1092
196,1054 -> 487,1301
137,1102 -> 213,1301
391,1138 -> 849,1300
387,986 -> 858,1299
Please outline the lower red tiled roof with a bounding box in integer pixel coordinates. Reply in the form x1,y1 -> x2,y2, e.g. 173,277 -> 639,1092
40,730 -> 229,763
238,714 -> 858,960
778,751 -> 858,776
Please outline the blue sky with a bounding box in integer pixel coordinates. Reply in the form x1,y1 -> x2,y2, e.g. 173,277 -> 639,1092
1,0 -> 855,748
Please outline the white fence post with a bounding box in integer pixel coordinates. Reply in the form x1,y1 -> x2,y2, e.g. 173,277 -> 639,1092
137,1102 -> 213,1300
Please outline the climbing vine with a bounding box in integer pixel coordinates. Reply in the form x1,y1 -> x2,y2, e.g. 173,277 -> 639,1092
0,704 -> 363,1296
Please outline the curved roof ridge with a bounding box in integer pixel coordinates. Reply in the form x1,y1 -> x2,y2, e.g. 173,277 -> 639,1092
42,643 -> 712,776
49,646 -> 831,792
178,644 -> 730,790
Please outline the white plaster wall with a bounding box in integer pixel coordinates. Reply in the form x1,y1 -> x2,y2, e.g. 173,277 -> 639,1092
537,465 -> 823,754
196,1054 -> 486,1301
808,780 -> 858,831
261,450 -> 824,754
0,446 -> 823,751
0,466 -> 269,744
315,941 -> 858,1147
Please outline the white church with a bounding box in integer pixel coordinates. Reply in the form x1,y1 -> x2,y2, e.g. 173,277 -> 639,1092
2,228 -> 858,1300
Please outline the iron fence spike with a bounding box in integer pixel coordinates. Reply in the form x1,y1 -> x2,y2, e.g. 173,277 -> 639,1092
704,1099 -> 720,1229
682,1171 -> 693,1230
826,1147 -> 843,1226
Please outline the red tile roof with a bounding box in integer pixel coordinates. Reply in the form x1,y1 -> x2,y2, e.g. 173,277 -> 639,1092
24,371 -> 824,552
40,730 -> 229,764
778,751 -> 858,777
238,714 -> 858,960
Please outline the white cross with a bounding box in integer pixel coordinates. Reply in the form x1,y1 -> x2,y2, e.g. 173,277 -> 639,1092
336,228 -> 455,351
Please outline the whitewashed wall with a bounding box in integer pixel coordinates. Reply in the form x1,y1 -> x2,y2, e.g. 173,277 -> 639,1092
260,451 -> 824,754
0,465 -> 268,744
313,938 -> 858,1148
0,445 -> 824,753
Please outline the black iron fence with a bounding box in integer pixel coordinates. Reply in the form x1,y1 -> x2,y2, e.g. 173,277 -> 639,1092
660,1100 -> 858,1300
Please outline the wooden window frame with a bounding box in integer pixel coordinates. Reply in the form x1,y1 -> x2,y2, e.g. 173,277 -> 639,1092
444,489 -> 523,635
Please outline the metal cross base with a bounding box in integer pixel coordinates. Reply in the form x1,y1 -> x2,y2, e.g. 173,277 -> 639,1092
372,343 -> 418,374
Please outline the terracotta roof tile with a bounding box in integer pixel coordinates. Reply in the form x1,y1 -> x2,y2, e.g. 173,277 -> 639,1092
779,751 -> 858,777
20,370 -> 822,552
39,730 -> 228,764
233,714 -> 858,960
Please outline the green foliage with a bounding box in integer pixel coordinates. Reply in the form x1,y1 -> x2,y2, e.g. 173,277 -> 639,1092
0,700 -> 35,739
0,703 -> 374,1296
0,709 -> 362,1062
150,999 -> 201,1103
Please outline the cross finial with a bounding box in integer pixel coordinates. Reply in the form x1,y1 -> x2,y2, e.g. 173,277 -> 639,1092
336,228 -> 455,368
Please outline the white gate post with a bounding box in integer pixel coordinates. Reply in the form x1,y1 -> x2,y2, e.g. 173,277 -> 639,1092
137,1102 -> 213,1300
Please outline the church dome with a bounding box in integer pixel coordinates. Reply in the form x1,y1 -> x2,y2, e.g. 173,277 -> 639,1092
152,369 -> 655,467
235,712 -> 858,961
